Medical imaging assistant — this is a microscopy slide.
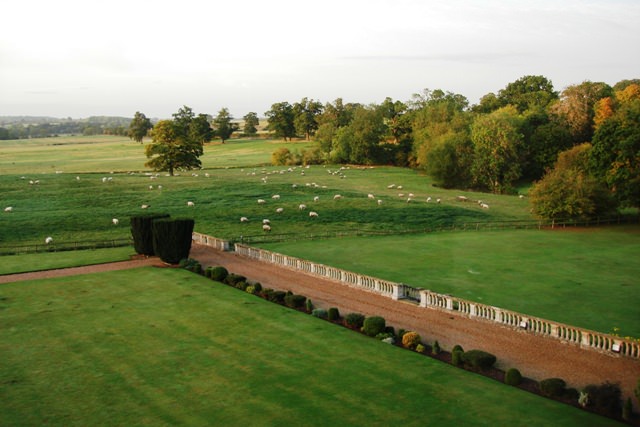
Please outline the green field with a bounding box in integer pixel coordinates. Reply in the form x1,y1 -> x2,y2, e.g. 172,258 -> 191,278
0,268 -> 617,426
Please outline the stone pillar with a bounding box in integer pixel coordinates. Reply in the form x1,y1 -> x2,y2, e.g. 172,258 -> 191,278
419,290 -> 428,307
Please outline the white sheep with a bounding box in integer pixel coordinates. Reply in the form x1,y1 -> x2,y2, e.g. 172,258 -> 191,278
407,198 -> 412,203
377,199 -> 383,205
112,218 -> 119,225
187,201 -> 195,207
309,211 -> 318,218
102,177 -> 108,183
240,216 -> 249,223
263,219 -> 270,225
397,185 -> 403,190
368,194 -> 375,199
149,185 -> 154,190
299,204 -> 307,210
333,194 -> 342,200
398,193 -> 405,197
426,197 -> 432,203
313,196 -> 320,202
4,206 -> 12,212
262,224 -> 271,232
436,198 -> 441,204
276,207 -> 284,214
257,199 -> 266,204
141,204 -> 150,209
408,193 -> 415,198
519,194 -> 525,199
481,203 -> 490,209
45,236 -> 53,244
387,184 -> 396,189
272,195 -> 280,200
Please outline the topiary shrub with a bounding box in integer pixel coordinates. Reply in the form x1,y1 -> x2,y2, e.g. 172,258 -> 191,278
152,217 -> 195,264
130,213 -> 170,256
416,344 -> 426,353
179,258 -> 202,274
327,307 -> 340,321
245,285 -> 256,295
401,331 -> 421,349
345,313 -> 365,329
461,350 -> 497,370
224,273 -> 246,287
235,281 -> 248,291
582,382 -> 622,418
432,340 -> 441,355
312,308 -> 328,319
505,368 -> 522,386
284,294 -> 306,309
252,282 -> 263,293
305,299 -> 314,313
269,290 -> 287,304
209,266 -> 229,282
452,344 -> 464,353
539,378 -> 567,398
362,316 -> 386,337
451,349 -> 463,366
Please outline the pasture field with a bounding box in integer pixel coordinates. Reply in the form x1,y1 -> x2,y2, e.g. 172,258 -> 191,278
261,227 -> 640,338
0,268 -> 617,426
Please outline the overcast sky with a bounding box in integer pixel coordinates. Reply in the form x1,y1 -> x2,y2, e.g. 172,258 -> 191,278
1,0 -> 638,119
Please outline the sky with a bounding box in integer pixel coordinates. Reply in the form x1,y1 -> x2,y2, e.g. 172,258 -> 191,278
1,0 -> 639,119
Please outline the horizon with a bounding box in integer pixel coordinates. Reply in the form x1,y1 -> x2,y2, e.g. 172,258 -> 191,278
1,0 -> 639,119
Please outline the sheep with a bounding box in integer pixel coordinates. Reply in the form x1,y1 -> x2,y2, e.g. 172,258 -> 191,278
299,204 -> 307,210
407,197 -> 412,203
377,199 -> 383,205
263,219 -> 270,225
456,196 -> 469,202
76,176 -> 80,181
397,185 -> 403,190
333,194 -> 343,200
141,204 -> 150,209
367,194 -> 375,199
272,195 -> 280,200
309,211 -> 318,218
519,194 -> 525,199
436,198 -> 441,204
387,184 -> 396,189
257,199 -> 266,204
240,216 -> 249,223
408,193 -> 415,198
149,185 -> 154,190
157,185 -> 162,190
4,206 -> 12,212
187,201 -> 195,207
313,196 -> 320,202
45,236 -> 53,244
481,203 -> 490,209
262,224 -> 271,232
276,207 -> 284,214
102,177 -> 108,183
112,218 -> 119,225
205,173 -> 210,178
426,197 -> 432,203
398,193 -> 405,197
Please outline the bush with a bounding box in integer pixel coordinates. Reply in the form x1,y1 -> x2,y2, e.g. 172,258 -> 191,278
451,349 -> 463,366
461,350 -> 497,370
269,290 -> 287,304
432,340 -> 441,355
235,281 -> 248,291
245,285 -> 256,295
305,299 -> 314,312
582,382 -> 622,418
130,213 -> 170,256
345,313 -> 365,329
252,282 -> 262,293
416,344 -> 426,354
179,258 -> 201,274
362,316 -> 386,337
539,378 -> 567,398
505,368 -> 522,386
224,273 -> 246,287
452,344 -> 464,353
401,332 -> 421,349
152,218 -> 195,264
311,308 -> 328,319
209,266 -> 228,282
327,307 -> 340,321
284,294 -> 307,309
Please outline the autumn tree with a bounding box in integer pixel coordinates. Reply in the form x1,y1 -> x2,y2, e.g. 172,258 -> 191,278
128,111 -> 153,143
265,102 -> 295,141
530,143 -> 617,220
470,106 -> 524,193
242,112 -> 259,136
212,108 -> 238,143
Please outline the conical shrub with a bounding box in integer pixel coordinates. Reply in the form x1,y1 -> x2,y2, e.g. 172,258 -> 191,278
152,217 -> 195,264
130,213 -> 170,255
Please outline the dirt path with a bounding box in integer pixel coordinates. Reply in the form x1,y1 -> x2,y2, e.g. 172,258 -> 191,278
1,244 -> 638,403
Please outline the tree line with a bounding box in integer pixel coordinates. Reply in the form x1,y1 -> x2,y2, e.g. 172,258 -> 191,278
129,75 -> 639,219
0,116 -> 132,139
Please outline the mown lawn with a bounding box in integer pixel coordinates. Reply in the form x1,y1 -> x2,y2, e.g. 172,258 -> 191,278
261,227 -> 640,337
0,268 -> 617,426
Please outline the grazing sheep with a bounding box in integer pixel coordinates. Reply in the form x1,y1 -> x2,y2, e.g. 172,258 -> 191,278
272,195 -> 280,200
481,203 -> 489,209
149,185 -> 154,190
240,216 -> 249,223
292,184 -> 298,188
407,198 -> 412,203
519,194 -> 525,199
4,207 -> 12,212
112,218 -> 119,225
368,194 -> 375,199
257,199 -> 266,204
398,193 -> 405,197
426,197 -> 432,203
408,193 -> 415,198
187,201 -> 195,207
397,185 -> 403,190
309,211 -> 318,218
102,177 -> 108,183
263,219 -> 270,225
299,204 -> 307,210
436,198 -> 441,204
45,236 -> 53,244
377,199 -> 383,205
262,224 -> 271,232
333,194 -> 342,200
313,196 -> 320,202
76,176 -> 80,181
205,173 -> 210,178
157,185 -> 162,190
457,196 -> 469,202
387,184 -> 396,189
276,207 -> 284,214
141,204 -> 150,209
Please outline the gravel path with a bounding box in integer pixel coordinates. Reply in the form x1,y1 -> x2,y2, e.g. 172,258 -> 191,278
1,244 -> 638,403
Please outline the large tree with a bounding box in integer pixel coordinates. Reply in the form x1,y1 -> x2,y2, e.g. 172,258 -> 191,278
144,107 -> 206,176
128,111 -> 153,143
331,106 -> 386,165
470,106 -> 524,194
293,97 -> 323,141
190,113 -> 214,144
265,102 -> 295,141
497,75 -> 558,113
242,112 -> 259,136
212,108 -> 238,143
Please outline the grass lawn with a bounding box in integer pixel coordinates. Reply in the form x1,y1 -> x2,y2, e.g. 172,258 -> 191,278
0,246 -> 135,275
261,227 -> 640,338
0,268 -> 617,426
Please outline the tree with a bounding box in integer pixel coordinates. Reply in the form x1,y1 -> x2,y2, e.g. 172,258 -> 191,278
529,143 -> 616,220
293,97 -> 323,140
378,97 -> 410,144
190,113 -> 214,144
497,75 -> 558,113
424,131 -> 474,188
128,111 -> 153,143
242,112 -> 259,136
145,109 -> 205,176
265,102 -> 295,141
470,106 -> 524,193
340,106 -> 386,165
212,108 -> 238,143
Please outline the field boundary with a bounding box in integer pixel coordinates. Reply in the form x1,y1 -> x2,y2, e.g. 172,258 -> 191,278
192,231 -> 639,360
0,238 -> 132,256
